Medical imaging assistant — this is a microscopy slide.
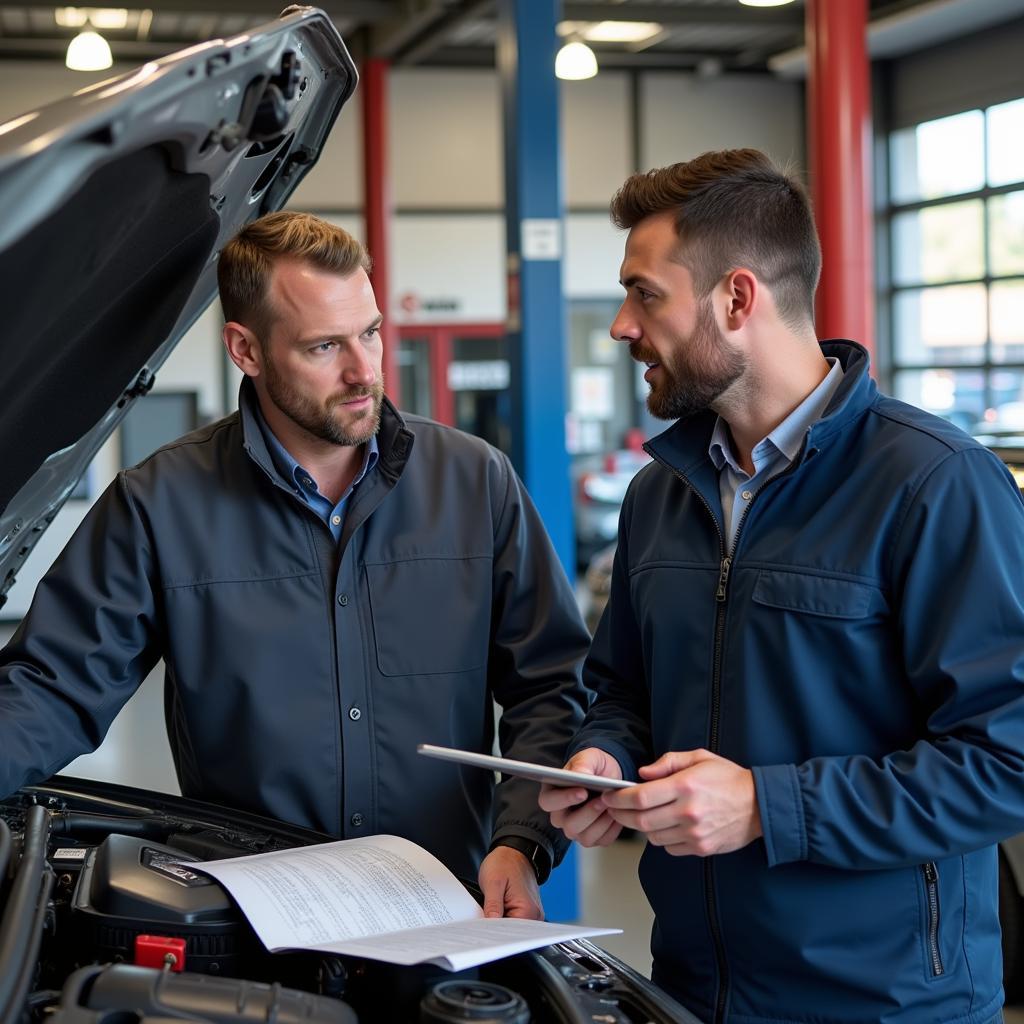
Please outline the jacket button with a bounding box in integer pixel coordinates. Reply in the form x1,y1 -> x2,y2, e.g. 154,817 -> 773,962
349,707 -> 361,721
350,813 -> 364,827
337,594 -> 349,606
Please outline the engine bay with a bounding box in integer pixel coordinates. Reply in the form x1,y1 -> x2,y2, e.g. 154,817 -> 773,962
0,778 -> 696,1024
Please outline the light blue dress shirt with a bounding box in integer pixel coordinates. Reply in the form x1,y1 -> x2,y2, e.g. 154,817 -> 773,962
709,358 -> 844,552
255,402 -> 379,542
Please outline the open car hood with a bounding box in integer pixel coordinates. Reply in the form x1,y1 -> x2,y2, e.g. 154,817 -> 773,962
0,6 -> 356,605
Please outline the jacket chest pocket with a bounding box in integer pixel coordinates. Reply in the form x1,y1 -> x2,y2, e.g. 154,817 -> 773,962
365,557 -> 491,676
750,569 -> 876,619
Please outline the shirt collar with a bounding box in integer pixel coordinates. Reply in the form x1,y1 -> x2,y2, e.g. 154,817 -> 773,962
708,357 -> 844,472
253,397 -> 379,498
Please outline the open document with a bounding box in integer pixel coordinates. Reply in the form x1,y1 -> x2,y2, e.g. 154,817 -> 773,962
190,834 -> 619,971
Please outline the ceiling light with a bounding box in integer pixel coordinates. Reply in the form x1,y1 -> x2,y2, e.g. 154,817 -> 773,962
90,8 -> 128,30
557,20 -> 664,44
55,7 -> 89,27
56,7 -> 127,29
738,0 -> 797,6
586,21 -> 663,43
555,40 -> 597,81
66,28 -> 113,71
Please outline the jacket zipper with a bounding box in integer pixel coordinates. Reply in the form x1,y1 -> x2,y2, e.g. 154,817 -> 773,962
645,451 -> 731,1024
645,439 -> 813,1024
923,862 -> 944,976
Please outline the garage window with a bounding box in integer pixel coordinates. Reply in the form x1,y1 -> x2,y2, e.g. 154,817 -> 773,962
885,97 -> 1024,437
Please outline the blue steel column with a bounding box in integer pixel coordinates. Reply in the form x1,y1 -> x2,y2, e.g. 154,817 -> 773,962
497,0 -> 579,922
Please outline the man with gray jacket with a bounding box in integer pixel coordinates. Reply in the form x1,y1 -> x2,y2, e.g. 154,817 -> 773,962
0,211 -> 590,919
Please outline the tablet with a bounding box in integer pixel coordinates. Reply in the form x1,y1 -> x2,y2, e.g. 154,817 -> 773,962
416,744 -> 633,792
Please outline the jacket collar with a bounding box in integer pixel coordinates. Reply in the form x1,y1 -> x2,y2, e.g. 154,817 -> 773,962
645,339 -> 875,477
237,376 -> 415,488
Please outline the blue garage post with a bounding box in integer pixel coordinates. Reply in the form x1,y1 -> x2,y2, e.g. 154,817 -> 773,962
496,0 -> 579,921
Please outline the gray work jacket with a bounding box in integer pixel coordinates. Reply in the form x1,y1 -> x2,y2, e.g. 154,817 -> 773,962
0,381 -> 590,880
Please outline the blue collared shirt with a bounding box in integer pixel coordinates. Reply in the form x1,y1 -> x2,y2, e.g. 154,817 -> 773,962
254,403 -> 379,542
709,357 -> 844,552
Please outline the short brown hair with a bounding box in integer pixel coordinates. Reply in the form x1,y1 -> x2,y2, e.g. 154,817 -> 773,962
611,149 -> 821,328
217,211 -> 371,340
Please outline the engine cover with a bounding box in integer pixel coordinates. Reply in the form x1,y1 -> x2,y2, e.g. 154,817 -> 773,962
71,834 -> 251,975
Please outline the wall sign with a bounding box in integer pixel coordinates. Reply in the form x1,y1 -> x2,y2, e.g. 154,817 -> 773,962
448,360 -> 511,391
521,218 -> 562,261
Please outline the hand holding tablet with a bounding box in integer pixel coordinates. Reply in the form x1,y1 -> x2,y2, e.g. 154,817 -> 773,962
416,743 -> 633,792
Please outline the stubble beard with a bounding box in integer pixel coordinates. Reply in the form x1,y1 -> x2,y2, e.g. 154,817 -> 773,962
263,356 -> 384,447
631,299 -> 746,420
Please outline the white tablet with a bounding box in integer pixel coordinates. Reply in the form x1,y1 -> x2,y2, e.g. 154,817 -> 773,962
416,744 -> 633,791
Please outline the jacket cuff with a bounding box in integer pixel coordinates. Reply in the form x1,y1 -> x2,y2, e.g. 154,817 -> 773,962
753,763 -> 807,866
566,737 -> 638,782
490,835 -> 551,884
490,823 -> 557,872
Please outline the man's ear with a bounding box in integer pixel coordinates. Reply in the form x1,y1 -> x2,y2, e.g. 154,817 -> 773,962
223,322 -> 264,378
721,268 -> 758,331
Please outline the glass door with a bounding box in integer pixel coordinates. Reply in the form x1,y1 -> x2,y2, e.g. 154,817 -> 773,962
397,336 -> 433,419
397,324 -> 509,455
448,332 -> 511,455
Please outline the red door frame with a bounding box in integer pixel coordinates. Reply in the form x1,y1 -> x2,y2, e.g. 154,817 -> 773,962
397,323 -> 505,427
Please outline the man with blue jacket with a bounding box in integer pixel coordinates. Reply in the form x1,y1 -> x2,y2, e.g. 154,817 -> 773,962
540,149 -> 1024,1023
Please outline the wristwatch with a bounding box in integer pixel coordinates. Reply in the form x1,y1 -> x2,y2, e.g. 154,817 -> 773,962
493,837 -> 551,884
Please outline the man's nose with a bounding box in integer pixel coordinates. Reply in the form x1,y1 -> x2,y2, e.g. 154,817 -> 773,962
610,303 -> 639,343
342,346 -> 376,386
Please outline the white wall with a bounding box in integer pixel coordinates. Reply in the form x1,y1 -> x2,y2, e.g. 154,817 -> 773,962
285,89 -> 362,210
0,60 -> 136,121
561,71 -> 634,208
565,215 -> 628,299
391,69 -> 504,208
640,72 -> 804,172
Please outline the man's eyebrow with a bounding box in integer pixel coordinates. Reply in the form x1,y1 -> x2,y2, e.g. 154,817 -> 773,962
620,274 -> 656,289
295,314 -> 383,347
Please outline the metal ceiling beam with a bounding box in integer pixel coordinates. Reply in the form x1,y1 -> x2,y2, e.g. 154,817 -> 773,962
393,0 -> 492,65
5,0 -> 400,18
367,0 -> 450,58
416,43 -> 773,71
0,35 -> 176,57
561,2 -> 804,28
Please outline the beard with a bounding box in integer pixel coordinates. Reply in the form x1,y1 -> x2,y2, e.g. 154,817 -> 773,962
262,355 -> 384,447
630,298 -> 746,420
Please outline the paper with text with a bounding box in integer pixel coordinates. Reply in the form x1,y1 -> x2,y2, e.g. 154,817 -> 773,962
191,834 -> 619,970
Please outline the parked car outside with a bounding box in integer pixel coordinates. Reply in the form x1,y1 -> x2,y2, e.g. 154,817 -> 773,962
580,542 -> 616,634
573,448 -> 650,570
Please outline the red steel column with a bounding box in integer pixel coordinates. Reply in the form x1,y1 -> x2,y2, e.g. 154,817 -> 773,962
362,57 -> 399,404
806,0 -> 875,361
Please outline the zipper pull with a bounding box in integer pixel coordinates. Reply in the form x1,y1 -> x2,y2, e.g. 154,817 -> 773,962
716,556 -> 732,602
924,862 -> 938,884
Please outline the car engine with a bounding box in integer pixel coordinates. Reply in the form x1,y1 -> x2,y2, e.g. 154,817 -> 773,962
0,778 -> 697,1024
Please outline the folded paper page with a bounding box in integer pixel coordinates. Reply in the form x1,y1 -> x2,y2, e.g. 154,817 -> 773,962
190,834 -> 619,970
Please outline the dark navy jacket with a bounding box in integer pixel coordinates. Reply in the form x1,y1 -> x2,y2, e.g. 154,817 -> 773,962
0,382 -> 591,881
576,341 -> 1024,1024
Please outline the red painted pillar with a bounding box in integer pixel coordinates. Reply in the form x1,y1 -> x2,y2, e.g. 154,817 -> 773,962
361,57 -> 399,404
806,0 -> 875,362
